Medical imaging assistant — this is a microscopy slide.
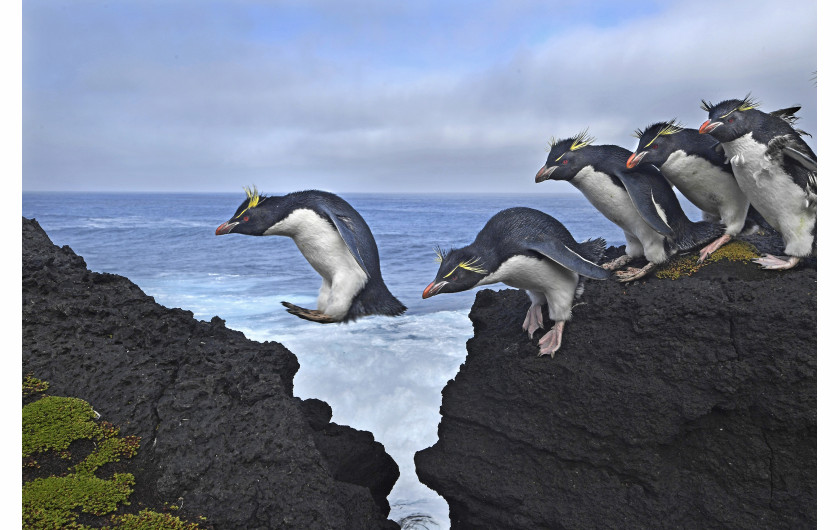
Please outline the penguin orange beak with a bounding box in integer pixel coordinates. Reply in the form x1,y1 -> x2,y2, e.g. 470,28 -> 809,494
215,221 -> 238,235
626,152 -> 645,169
698,120 -> 722,134
422,280 -> 447,299
535,165 -> 557,183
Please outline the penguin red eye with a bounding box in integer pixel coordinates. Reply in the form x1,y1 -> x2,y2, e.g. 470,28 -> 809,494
562,159 -> 569,165
243,216 -> 249,222
728,118 -> 734,123
652,144 -> 658,149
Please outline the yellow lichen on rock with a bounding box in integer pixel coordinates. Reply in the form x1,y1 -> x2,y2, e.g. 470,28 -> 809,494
655,240 -> 761,280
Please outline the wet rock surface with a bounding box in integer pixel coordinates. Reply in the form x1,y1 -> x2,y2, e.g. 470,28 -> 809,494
22,217 -> 399,530
416,234 -> 816,529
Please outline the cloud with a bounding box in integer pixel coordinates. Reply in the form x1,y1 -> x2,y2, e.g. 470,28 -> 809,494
23,0 -> 816,192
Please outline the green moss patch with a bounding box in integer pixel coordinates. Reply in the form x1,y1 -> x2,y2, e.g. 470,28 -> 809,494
656,240 -> 761,280
109,510 -> 203,529
22,378 -> 205,529
23,375 -> 50,397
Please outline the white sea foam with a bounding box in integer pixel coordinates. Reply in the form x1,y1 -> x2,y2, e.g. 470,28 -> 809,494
222,309 -> 473,527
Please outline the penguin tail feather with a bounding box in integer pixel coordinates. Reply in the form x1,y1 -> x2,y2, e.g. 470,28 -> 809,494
343,278 -> 407,322
672,220 -> 725,253
577,237 -> 607,264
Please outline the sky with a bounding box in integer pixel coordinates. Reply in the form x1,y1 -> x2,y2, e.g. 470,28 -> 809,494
21,0 -> 818,194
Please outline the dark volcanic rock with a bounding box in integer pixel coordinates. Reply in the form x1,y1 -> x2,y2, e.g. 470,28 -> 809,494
415,240 -> 816,529
22,217 -> 399,530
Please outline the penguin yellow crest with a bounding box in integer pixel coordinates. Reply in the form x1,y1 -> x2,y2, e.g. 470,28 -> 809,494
555,129 -> 595,162
569,129 -> 595,152
443,257 -> 488,278
642,119 -> 684,148
701,94 -> 759,117
235,185 -> 265,218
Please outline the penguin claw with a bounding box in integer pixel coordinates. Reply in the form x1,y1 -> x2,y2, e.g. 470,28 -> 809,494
697,234 -> 732,263
537,322 -> 565,358
614,262 -> 657,283
752,254 -> 801,270
281,301 -> 339,323
602,254 -> 633,271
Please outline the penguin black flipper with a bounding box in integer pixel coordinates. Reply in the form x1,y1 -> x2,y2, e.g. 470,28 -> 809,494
323,209 -> 371,277
764,134 -> 818,191
525,238 -> 611,280
613,168 -> 675,238
782,145 -> 817,173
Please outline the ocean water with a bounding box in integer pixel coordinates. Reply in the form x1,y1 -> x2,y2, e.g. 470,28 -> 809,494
22,191 -> 700,528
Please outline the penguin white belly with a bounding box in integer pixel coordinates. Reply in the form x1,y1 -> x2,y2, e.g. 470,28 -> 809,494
571,167 -> 668,263
477,255 -> 578,322
723,134 -> 815,256
661,152 -> 749,235
264,209 -> 368,318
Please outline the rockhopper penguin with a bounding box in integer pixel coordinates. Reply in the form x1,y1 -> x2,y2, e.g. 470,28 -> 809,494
216,187 -> 406,323
699,95 -> 816,270
421,207 -> 610,358
535,130 -> 723,281
627,119 -> 769,261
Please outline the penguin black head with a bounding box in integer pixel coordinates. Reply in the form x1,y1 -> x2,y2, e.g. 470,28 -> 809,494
216,186 -> 275,236
627,119 -> 686,168
535,130 -> 597,182
698,94 -> 760,143
422,246 -> 489,299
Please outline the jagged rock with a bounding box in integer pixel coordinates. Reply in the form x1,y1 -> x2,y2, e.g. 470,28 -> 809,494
416,239 -> 816,529
21,217 -> 400,530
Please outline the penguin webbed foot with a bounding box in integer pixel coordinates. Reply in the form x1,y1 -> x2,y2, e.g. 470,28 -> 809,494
752,254 -> 801,270
697,234 -> 733,263
281,301 -> 340,323
602,254 -> 633,271
537,322 -> 565,358
522,305 -> 544,339
614,262 -> 657,283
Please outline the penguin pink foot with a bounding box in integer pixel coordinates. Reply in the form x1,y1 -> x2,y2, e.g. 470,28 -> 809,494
753,254 -> 800,270
522,305 -> 544,338
614,262 -> 657,283
602,254 -> 633,271
538,322 -> 565,358
697,234 -> 732,263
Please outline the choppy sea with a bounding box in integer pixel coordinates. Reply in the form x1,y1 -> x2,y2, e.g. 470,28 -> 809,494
22,191 -> 700,527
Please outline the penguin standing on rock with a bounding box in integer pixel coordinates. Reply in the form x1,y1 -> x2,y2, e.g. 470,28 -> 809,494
627,119 -> 768,262
699,95 -> 816,270
422,207 -> 609,358
535,130 -> 723,282
216,187 -> 406,323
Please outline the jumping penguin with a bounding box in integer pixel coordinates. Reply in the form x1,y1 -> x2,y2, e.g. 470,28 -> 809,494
626,119 -> 769,262
422,207 -> 610,358
216,187 -> 406,323
535,130 -> 722,282
698,95 -> 816,270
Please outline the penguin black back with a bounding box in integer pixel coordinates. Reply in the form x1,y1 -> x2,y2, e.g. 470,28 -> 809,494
470,207 -> 607,268
629,120 -> 727,168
